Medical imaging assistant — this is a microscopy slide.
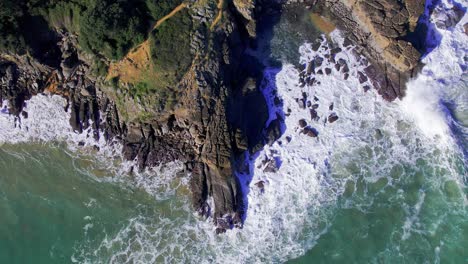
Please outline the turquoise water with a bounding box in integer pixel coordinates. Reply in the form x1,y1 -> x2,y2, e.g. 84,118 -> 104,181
0,129 -> 465,263
0,143 -> 193,263
291,150 -> 467,263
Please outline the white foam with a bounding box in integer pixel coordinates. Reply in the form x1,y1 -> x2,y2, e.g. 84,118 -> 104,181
0,94 -> 136,179
402,189 -> 426,240
0,94 -> 117,152
400,0 -> 468,142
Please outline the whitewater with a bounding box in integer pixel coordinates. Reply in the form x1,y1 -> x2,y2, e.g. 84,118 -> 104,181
0,0 -> 466,263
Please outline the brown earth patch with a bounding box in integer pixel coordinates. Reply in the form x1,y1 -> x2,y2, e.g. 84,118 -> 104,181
310,13 -> 336,34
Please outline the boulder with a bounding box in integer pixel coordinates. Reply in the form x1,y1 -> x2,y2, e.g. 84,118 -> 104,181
328,113 -> 339,123
298,119 -> 308,128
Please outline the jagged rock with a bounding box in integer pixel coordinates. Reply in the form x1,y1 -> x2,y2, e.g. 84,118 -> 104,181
263,158 -> 279,173
255,180 -> 265,190
312,41 -> 322,51
315,56 -> 324,67
303,126 -> 318,137
358,71 -> 368,84
266,117 -> 283,145
306,61 -> 314,74
342,64 -> 349,73
330,47 -> 342,56
328,113 -> 339,123
310,109 -> 319,121
233,0 -> 257,37
314,0 -> 425,100
299,119 -> 308,128
433,3 -> 465,30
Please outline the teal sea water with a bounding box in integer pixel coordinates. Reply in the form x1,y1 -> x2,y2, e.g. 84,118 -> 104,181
0,132 -> 466,263
0,143 -> 194,263
0,1 -> 467,263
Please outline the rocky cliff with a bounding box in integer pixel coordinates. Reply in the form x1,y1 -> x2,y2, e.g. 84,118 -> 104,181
0,0 -> 426,233
303,0 -> 426,100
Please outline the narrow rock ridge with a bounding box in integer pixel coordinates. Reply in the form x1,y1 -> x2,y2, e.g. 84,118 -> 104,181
0,0 -> 426,233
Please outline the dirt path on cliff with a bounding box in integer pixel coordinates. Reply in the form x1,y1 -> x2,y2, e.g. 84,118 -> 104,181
107,3 -> 188,83
153,3 -> 187,30
210,0 -> 225,31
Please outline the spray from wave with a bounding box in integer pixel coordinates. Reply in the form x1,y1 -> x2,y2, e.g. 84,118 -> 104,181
400,0 -> 468,150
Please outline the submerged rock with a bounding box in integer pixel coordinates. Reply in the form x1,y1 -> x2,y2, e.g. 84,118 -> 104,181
303,126 -> 319,137
299,119 -> 308,128
328,113 -> 339,123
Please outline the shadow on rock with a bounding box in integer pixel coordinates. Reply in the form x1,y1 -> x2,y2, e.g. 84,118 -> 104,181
402,0 -> 466,59
227,1 -> 288,226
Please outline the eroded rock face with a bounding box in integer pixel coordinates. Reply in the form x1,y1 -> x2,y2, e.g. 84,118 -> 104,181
180,0 -> 427,229
305,0 -> 426,100
233,0 -> 257,37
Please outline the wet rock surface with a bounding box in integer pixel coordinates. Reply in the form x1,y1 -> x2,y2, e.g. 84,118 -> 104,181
298,0 -> 426,101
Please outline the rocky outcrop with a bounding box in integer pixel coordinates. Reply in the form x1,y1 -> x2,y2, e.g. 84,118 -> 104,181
302,0 -> 426,100
0,55 -> 51,115
233,0 -> 257,37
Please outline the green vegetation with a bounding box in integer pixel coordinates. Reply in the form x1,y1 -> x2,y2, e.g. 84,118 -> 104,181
150,9 -> 193,81
78,1 -> 149,60
146,0 -> 184,22
0,1 -> 27,54
1,0 -> 194,121
0,0 -> 186,60
27,0 -> 84,32
127,77 -> 178,112
91,58 -> 109,77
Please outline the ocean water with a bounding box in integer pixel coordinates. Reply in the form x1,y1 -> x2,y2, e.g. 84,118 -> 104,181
0,0 -> 467,263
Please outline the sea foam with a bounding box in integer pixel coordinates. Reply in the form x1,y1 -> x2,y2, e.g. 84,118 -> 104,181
400,0 -> 468,143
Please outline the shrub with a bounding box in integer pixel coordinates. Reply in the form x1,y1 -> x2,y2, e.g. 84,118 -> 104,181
150,9 -> 193,81
145,0 -> 183,21
79,0 -> 149,60
0,0 -> 27,54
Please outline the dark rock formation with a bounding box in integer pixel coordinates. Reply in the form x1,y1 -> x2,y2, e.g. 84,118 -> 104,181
328,113 -> 339,123
299,119 -> 308,128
